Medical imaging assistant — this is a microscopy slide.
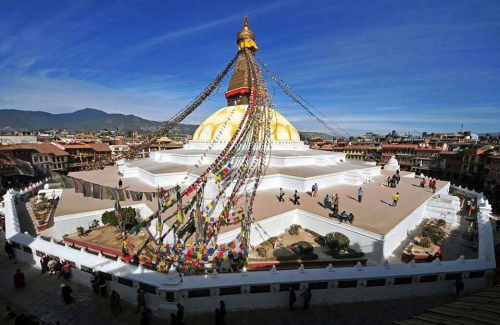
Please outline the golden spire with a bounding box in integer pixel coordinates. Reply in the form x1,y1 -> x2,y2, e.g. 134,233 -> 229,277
225,16 -> 259,105
236,15 -> 258,52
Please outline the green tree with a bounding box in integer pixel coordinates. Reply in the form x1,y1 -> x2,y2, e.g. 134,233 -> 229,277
101,207 -> 138,227
325,232 -> 350,250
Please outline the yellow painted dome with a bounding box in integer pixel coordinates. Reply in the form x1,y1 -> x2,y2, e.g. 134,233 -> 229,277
192,105 -> 300,142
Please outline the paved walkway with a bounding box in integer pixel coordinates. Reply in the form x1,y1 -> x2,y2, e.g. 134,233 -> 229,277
1,231 -> 469,325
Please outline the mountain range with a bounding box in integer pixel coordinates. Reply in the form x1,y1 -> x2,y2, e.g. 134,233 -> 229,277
0,108 -> 198,134
0,108 -> 335,139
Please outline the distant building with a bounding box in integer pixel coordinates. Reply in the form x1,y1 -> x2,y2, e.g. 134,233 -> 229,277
0,135 -> 38,145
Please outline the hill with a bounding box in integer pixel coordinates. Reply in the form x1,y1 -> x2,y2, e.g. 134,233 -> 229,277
0,108 -> 198,134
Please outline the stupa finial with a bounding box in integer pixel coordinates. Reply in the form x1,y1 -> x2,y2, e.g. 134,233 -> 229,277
236,15 -> 258,51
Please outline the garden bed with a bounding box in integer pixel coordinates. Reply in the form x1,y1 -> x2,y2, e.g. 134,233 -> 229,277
248,225 -> 366,270
28,195 -> 57,233
402,218 -> 450,263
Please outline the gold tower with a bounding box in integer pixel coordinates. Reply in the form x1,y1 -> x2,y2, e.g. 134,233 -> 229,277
225,15 -> 259,106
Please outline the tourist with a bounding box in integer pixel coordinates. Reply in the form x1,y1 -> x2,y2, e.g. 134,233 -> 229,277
176,303 -> 184,324
333,194 -> 339,214
220,300 -> 226,324
289,287 -> 296,311
62,261 -> 71,279
293,190 -> 300,205
312,183 -> 318,197
61,283 -> 74,305
215,308 -> 222,325
358,187 -> 363,203
278,188 -> 285,202
323,194 -> 330,208
420,178 -> 426,188
118,179 -> 123,189
392,192 -> 400,207
338,211 -> 348,223
54,259 -> 63,277
4,241 -> 14,259
347,213 -> 355,224
135,289 -> 147,313
90,271 -> 100,295
453,276 -> 465,298
13,269 -> 25,289
40,254 -> 49,274
386,176 -> 391,187
4,306 -> 16,320
110,290 -> 121,315
301,287 -> 312,310
99,277 -> 108,298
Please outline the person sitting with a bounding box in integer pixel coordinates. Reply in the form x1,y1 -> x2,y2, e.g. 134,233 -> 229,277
323,195 -> 330,208
338,211 -> 348,223
347,213 -> 354,224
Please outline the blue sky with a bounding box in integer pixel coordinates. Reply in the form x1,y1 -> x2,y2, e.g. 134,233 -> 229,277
0,0 -> 499,136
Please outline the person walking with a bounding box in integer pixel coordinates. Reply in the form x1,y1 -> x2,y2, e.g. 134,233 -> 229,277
312,183 -> 318,197
61,283 -> 74,305
13,269 -> 25,289
293,190 -> 300,205
135,289 -> 147,313
118,179 -> 123,189
333,194 -> 339,214
99,277 -> 108,298
220,300 -> 226,324
90,271 -> 100,295
453,276 -> 465,297
40,254 -> 49,274
301,287 -> 312,310
4,241 -> 14,259
62,261 -> 71,279
215,308 -> 222,325
169,312 -> 177,325
176,303 -> 184,325
110,290 -> 121,315
358,187 -> 363,203
289,287 -> 296,311
392,192 -> 400,207
278,188 -> 285,202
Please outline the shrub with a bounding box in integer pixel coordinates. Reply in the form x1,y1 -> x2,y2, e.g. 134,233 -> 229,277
325,232 -> 350,250
256,246 -> 268,257
421,224 -> 446,244
289,224 -> 301,236
290,241 -> 314,255
419,237 -> 432,248
101,207 -> 138,227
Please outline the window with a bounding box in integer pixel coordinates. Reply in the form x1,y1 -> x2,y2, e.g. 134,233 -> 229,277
420,275 -> 438,283
45,156 -> 48,162
139,282 -> 156,294
250,285 -> 271,294
188,289 -> 210,298
338,280 -> 358,288
34,156 -> 38,162
469,271 -> 485,279
394,277 -> 413,285
220,287 -> 241,296
366,279 -> 386,287
118,277 -> 133,287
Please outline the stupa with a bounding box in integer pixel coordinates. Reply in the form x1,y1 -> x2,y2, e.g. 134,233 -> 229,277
123,17 -> 381,190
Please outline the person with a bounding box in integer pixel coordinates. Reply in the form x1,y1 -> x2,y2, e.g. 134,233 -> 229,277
347,213 -> 355,224
220,300 -> 226,324
301,287 -> 312,310
289,287 -> 296,311
453,276 -> 465,297
54,259 -> 63,277
136,289 -> 146,313
145,308 -> 153,325
392,192 -> 400,207
323,194 -> 330,208
465,198 -> 472,213
13,269 -> 25,289
420,178 -> 426,188
48,258 -> 56,275
90,271 -> 100,295
293,190 -> 300,205
312,183 -> 318,197
215,308 -> 222,325
4,306 -> 16,320
118,179 -> 123,189
278,188 -> 285,202
61,283 -> 74,305
338,211 -> 348,223
170,312 -> 177,325
110,290 -> 121,315
4,241 -> 14,259
176,303 -> 184,324
333,194 -> 339,214
99,277 -> 108,298
62,261 -> 71,279
386,176 -> 391,187
358,187 -> 363,203
40,254 -> 49,274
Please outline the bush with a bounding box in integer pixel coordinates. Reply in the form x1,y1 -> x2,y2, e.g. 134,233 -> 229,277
101,207 -> 138,227
290,241 -> 314,255
289,224 -> 301,236
421,224 -> 446,244
256,246 -> 268,257
325,232 -> 350,250
419,237 -> 432,248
